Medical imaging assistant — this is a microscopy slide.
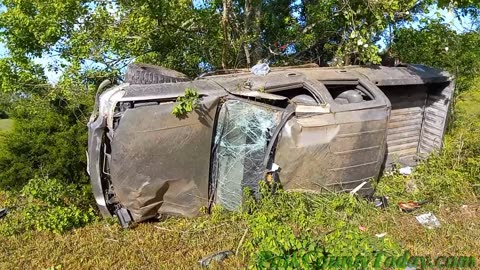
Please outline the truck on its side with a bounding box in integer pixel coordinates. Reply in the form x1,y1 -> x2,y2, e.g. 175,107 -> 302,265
87,64 -> 454,226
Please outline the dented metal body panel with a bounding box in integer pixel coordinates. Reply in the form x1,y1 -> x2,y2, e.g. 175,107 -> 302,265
87,64 -> 454,222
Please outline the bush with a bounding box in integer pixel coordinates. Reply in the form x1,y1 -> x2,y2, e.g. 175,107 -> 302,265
0,177 -> 98,235
0,91 -> 93,189
240,184 -> 403,269
392,21 -> 480,91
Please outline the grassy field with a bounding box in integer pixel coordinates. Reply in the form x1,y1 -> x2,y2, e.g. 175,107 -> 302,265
1,79 -> 480,269
0,203 -> 479,269
0,119 -> 13,132
0,201 -> 479,269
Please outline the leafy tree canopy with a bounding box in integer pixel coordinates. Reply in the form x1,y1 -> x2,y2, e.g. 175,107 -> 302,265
4,0 -> 477,76
0,0 -> 479,189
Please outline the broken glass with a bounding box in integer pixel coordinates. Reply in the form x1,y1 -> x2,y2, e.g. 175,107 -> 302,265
211,99 -> 283,211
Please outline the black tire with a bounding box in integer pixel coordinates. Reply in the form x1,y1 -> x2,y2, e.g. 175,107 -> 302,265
125,63 -> 189,84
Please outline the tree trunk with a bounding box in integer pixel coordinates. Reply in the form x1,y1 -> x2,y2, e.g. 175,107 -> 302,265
244,0 -> 263,66
222,0 -> 232,69
243,0 -> 253,67
252,0 -> 262,64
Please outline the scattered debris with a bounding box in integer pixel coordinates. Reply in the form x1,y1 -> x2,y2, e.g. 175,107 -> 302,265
266,163 -> 281,186
367,195 -> 389,209
198,250 -> 234,267
250,63 -> 270,76
398,200 -> 430,213
375,232 -> 387,238
398,201 -> 421,212
359,225 -> 367,231
374,196 -> 389,209
399,166 -> 413,175
405,266 -> 416,270
415,212 -> 441,229
350,181 -> 368,195
0,208 -> 7,219
235,228 -> 249,256
269,163 -> 280,172
115,207 -> 133,228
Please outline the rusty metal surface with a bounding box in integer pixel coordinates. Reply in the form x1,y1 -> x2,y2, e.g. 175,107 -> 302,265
87,64 -> 454,222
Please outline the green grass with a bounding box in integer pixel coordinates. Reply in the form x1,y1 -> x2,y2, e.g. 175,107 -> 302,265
1,193 -> 479,269
1,79 -> 480,269
0,119 -> 13,132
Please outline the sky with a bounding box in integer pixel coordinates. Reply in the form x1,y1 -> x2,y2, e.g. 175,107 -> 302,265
0,4 -> 475,84
376,8 -> 474,50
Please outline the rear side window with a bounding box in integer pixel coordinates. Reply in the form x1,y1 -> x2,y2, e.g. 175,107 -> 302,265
268,87 -> 320,105
231,84 -> 323,107
322,80 -> 374,104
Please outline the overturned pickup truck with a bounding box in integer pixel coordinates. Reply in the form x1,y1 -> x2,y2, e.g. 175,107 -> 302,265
87,64 -> 454,225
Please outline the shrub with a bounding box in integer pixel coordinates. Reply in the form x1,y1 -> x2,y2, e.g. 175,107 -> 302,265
392,21 -> 480,91
0,177 -> 98,235
240,184 -> 403,269
0,88 -> 93,189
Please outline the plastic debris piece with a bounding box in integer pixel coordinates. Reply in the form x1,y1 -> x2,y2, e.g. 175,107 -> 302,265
415,212 -> 440,229
359,225 -> 367,232
269,163 -> 280,172
350,181 -> 368,195
405,266 -> 416,270
199,250 -> 234,267
0,208 -> 7,219
399,166 -> 412,175
250,63 -> 270,76
375,232 -> 387,238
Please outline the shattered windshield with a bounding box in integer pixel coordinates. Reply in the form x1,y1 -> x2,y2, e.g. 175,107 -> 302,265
211,99 -> 283,211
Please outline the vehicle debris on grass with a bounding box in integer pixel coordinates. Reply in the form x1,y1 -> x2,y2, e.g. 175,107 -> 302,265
0,208 -> 7,219
398,200 -> 430,213
198,250 -> 234,267
415,212 -> 441,229
399,166 -> 413,176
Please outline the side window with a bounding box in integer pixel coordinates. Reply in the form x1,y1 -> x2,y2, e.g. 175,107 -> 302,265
322,80 -> 375,104
226,80 -> 325,108
211,99 -> 284,211
267,87 -> 322,106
